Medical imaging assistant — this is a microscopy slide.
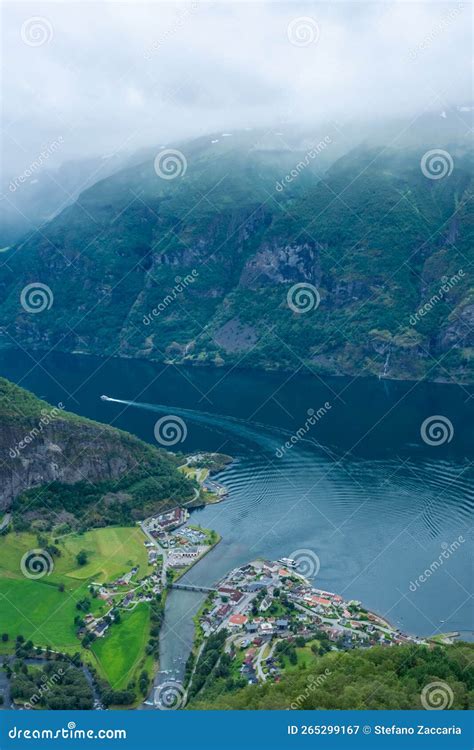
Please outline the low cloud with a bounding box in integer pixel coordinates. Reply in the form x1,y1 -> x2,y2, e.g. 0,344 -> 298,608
1,1 -> 471,179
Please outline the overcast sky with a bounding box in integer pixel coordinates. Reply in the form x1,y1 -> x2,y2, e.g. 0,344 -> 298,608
1,1 -> 472,178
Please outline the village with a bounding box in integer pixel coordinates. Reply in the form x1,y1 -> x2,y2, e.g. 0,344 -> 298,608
196,558 -> 428,685
79,507 -> 219,642
75,453 -> 231,644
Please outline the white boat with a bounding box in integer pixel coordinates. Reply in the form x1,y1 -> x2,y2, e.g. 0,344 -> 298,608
278,557 -> 297,568
100,395 -> 112,401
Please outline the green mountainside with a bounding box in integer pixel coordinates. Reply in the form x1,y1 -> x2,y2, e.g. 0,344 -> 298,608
0,122 -> 472,382
189,642 -> 474,710
0,377 -> 196,527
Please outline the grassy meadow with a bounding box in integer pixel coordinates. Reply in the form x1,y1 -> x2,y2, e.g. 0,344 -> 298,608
91,603 -> 152,690
0,526 -> 153,693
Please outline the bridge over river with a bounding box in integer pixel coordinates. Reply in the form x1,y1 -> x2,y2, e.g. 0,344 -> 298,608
169,582 -> 216,594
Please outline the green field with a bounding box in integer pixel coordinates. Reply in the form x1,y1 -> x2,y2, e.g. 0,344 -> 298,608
0,527 -> 151,664
179,465 -> 209,483
58,526 -> 151,582
91,604 -> 151,690
0,577 -> 80,652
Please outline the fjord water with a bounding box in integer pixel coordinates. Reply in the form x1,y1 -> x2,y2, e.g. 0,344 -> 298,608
1,349 -> 472,683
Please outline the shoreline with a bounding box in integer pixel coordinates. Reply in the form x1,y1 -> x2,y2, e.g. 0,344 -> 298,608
2,343 -> 471,388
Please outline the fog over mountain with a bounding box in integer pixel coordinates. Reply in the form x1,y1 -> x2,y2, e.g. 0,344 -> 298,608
1,0 -> 471,181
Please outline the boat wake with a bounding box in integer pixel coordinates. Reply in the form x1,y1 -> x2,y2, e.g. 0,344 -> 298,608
98,394 -> 339,459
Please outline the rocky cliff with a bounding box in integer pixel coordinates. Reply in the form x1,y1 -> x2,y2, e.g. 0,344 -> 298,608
0,378 -> 194,520
0,126 -> 472,383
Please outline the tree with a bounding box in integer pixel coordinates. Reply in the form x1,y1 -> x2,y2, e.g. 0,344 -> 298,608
76,550 -> 88,566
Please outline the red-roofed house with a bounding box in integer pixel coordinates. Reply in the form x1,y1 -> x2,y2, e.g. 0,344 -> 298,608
228,614 -> 248,627
218,587 -> 244,603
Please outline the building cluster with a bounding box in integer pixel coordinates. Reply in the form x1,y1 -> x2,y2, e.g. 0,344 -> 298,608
81,562 -> 164,640
197,559 -> 426,684
143,507 -> 189,538
199,559 -> 308,639
183,453 -> 230,499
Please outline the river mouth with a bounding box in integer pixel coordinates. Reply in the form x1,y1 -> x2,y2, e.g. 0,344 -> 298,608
1,348 -> 472,697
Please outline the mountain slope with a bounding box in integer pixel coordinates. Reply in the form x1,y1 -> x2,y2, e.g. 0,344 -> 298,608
189,642 -> 474,710
0,124 -> 472,382
0,377 -> 195,525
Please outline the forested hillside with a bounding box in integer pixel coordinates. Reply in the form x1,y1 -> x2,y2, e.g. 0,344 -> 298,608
190,642 -> 474,710
0,377 -> 196,527
0,123 -> 472,382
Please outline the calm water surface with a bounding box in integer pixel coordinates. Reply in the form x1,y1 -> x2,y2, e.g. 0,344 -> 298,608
1,349 -> 472,687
